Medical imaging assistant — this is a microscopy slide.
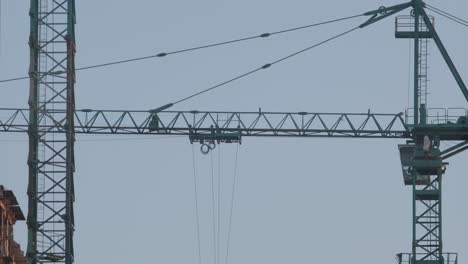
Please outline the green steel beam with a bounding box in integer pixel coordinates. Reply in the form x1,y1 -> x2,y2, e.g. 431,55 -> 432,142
27,0 -> 76,263
360,2 -> 412,28
27,2 -> 39,263
0,108 -> 409,138
440,141 -> 468,156
414,1 -> 468,103
408,137 -> 444,264
413,1 -> 420,125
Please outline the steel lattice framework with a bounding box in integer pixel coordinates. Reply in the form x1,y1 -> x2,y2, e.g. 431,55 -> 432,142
0,0 -> 466,263
413,175 -> 442,260
27,0 -> 76,263
0,109 -> 409,138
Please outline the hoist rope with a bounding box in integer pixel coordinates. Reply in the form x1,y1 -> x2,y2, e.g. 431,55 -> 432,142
191,145 -> 203,264
217,145 -> 222,264
210,151 -> 218,264
225,144 -> 239,264
0,13 -> 363,84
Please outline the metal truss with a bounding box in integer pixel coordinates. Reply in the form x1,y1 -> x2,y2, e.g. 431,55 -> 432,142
397,253 -> 458,264
398,139 -> 448,264
413,175 -> 442,262
27,0 -> 75,263
0,108 -> 409,139
4,0 -> 463,263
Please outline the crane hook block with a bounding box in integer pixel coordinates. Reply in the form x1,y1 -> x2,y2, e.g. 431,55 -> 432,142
201,144 -> 210,155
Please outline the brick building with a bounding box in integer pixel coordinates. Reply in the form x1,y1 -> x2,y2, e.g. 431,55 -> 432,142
0,186 -> 27,264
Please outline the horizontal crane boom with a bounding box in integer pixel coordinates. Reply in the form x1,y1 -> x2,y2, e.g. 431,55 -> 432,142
0,108 -> 410,139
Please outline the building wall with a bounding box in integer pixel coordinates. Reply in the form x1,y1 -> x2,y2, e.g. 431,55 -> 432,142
0,186 -> 26,264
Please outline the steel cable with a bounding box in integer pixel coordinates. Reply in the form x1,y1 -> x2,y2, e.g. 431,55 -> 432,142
191,145 -> 203,264
0,14 -> 363,84
225,144 -> 239,264
77,14 -> 363,72
217,145 -> 222,264
171,26 -> 360,106
210,151 -> 218,264
426,5 -> 468,28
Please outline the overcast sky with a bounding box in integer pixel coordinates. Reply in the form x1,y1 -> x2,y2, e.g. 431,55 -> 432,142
0,1 -> 467,264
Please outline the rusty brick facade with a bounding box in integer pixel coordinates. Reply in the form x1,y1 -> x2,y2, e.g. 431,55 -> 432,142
0,186 -> 27,264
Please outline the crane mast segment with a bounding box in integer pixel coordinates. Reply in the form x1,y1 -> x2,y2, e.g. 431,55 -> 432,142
0,0 -> 464,263
395,2 -> 467,263
27,0 -> 76,263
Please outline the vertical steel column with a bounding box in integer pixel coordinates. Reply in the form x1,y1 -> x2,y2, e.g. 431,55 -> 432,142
412,174 -> 443,263
412,165 -> 417,264
410,136 -> 444,264
27,0 -> 76,263
416,4 -> 468,103
410,14 -> 423,263
413,0 -> 420,126
65,0 -> 76,261
27,1 -> 39,263
410,3 -> 444,261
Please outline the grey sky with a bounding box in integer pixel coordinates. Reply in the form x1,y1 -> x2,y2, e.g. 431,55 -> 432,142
1,1 -> 467,263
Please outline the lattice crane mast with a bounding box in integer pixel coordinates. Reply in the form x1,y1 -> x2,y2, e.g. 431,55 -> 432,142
0,0 -> 467,264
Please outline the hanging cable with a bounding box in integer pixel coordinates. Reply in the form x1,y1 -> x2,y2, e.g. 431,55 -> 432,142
210,151 -> 218,264
426,4 -> 468,28
217,145 -> 222,264
0,14 -> 364,84
165,26 -> 360,109
191,145 -> 203,264
225,144 -> 239,264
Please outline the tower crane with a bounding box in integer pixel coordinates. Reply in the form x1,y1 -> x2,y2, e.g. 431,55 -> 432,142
0,0 -> 467,264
